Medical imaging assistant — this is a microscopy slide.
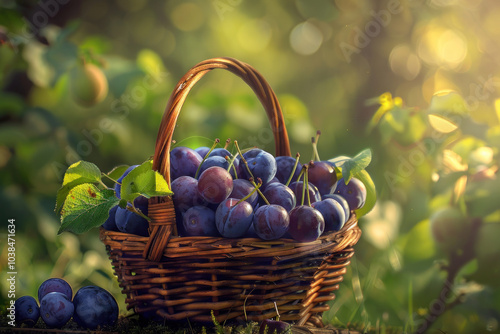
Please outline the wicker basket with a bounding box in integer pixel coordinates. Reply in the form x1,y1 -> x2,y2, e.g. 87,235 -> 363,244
99,57 -> 362,328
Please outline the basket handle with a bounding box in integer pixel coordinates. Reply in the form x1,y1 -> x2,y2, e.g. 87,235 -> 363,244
144,57 -> 291,262
152,57 -> 291,186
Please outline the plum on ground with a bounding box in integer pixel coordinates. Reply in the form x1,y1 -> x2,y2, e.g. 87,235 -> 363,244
73,286 -> 119,329
15,296 -> 39,327
40,292 -> 74,328
38,278 -> 73,303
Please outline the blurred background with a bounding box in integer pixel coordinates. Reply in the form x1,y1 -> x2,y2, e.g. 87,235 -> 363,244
1,0 -> 500,332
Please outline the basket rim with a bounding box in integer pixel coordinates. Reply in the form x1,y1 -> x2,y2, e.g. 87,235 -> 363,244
100,213 -> 360,261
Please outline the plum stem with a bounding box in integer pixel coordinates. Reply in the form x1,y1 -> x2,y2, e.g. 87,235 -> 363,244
311,130 -> 321,161
101,173 -> 119,185
234,141 -> 271,205
305,163 -> 312,206
234,141 -> 252,177
251,178 -> 270,205
225,154 -> 239,179
236,178 -> 261,205
127,204 -> 151,222
194,138 -> 220,179
299,165 -> 308,206
98,177 -> 113,191
285,152 -> 301,187
224,138 -> 231,149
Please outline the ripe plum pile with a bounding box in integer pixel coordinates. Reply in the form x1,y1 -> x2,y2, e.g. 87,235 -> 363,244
102,138 -> 368,242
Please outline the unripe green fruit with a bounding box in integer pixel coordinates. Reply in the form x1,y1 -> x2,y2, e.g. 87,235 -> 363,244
430,207 -> 469,255
69,63 -> 108,107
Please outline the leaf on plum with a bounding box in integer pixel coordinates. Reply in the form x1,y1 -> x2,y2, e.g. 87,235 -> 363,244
120,160 -> 173,201
341,148 -> 372,183
59,184 -> 119,234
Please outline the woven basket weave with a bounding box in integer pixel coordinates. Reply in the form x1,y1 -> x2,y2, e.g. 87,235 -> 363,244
99,57 -> 362,327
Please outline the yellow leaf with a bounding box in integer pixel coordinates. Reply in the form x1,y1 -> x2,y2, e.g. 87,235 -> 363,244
428,114 -> 458,133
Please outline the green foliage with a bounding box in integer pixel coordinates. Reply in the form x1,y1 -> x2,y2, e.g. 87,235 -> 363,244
59,185 -> 119,234
55,161 -> 102,213
340,148 -> 372,183
56,159 -> 171,234
120,160 -> 173,201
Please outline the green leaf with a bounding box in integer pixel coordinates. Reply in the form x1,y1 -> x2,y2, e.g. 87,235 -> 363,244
63,161 -> 101,185
103,165 -> 130,187
341,149 -> 372,183
466,178 -> 500,217
120,160 -> 173,201
429,90 -> 469,115
403,219 -> 435,261
59,184 -> 119,234
118,199 -> 128,209
55,161 -> 102,214
353,169 -> 377,218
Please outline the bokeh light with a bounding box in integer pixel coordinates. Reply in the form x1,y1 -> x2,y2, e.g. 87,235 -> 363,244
290,21 -> 324,55
389,44 -> 421,80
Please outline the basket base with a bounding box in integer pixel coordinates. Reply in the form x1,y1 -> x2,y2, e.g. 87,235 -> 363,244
99,216 -> 362,327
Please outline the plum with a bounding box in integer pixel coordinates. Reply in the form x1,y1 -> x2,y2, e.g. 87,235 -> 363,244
40,292 -> 74,328
241,149 -> 277,184
15,296 -> 39,327
170,146 -> 202,180
229,179 -> 259,207
171,176 -> 207,213
216,198 -> 254,238
288,205 -> 325,242
198,166 -> 233,204
311,198 -> 346,232
183,206 -> 219,236
101,205 -> 119,231
275,156 -> 302,184
262,183 -> 296,212
332,177 -> 366,210
308,161 -> 337,196
73,286 -> 119,329
253,205 -> 289,240
38,278 -> 72,303
115,196 -> 149,236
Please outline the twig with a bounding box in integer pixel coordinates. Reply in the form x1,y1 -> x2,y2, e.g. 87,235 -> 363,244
414,218 -> 482,334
